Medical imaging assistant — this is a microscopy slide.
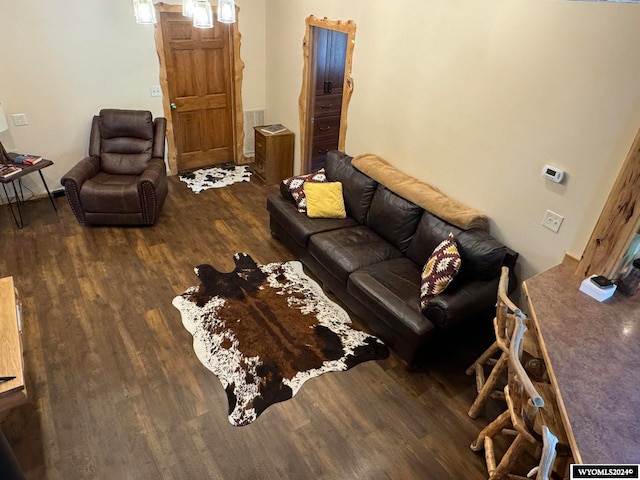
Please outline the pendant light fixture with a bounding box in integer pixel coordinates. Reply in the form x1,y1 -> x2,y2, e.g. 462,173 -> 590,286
217,0 -> 236,24
134,0 -> 236,27
193,0 -> 214,29
133,0 -> 156,24
182,0 -> 195,18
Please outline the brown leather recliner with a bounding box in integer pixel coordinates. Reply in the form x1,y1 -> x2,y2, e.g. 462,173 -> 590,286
61,109 -> 168,226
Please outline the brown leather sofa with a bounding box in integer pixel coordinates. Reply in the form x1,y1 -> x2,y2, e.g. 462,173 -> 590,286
267,151 -> 518,366
61,109 -> 167,226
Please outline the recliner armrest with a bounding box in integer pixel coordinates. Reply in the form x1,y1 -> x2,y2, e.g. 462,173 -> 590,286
138,158 -> 168,226
60,156 -> 101,225
422,276 -> 500,329
139,158 -> 167,186
60,156 -> 101,190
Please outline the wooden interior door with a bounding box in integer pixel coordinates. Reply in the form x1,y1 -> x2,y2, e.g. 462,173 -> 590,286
160,12 -> 235,172
308,27 -> 348,172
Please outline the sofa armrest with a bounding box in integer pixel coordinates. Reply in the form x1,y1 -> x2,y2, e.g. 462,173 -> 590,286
422,276 -> 500,329
503,247 -> 519,272
60,156 -> 101,190
152,118 -> 167,159
60,156 -> 101,225
139,158 -> 167,225
139,158 -> 166,186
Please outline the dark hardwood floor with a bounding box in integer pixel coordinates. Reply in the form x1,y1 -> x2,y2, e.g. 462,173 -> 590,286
0,176 -> 520,479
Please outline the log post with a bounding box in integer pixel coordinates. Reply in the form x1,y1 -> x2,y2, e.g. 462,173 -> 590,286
577,128 -> 640,279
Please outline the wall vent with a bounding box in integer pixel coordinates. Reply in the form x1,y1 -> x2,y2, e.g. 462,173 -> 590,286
243,109 -> 265,156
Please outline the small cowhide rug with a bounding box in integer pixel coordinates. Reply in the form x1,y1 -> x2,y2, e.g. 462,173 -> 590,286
179,164 -> 251,193
172,253 -> 389,426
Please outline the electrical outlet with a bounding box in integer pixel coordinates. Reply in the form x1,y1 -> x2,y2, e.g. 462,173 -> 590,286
150,85 -> 162,97
542,210 -> 564,233
12,113 -> 28,126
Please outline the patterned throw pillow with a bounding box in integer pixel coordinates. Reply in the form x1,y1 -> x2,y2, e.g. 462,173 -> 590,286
420,232 -> 462,309
282,169 -> 327,213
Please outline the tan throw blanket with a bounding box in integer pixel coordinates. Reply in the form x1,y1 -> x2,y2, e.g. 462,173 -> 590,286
352,153 -> 489,231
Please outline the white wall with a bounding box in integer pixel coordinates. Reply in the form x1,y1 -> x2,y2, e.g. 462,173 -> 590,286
0,0 -> 265,196
2,0 -> 639,281
236,1 -> 266,111
264,0 -> 640,280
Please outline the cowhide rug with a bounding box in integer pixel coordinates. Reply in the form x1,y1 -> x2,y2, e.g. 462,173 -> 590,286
172,253 -> 389,426
179,164 -> 251,193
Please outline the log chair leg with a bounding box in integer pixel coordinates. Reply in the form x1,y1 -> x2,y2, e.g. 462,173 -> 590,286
465,341 -> 500,376
470,409 -> 511,452
468,353 -> 508,418
489,434 -> 530,480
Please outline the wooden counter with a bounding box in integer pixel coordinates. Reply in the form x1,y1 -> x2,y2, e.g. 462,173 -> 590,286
0,276 -> 27,413
523,261 -> 640,465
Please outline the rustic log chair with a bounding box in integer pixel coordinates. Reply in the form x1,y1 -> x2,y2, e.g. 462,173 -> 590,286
466,267 -> 547,418
470,314 -> 566,480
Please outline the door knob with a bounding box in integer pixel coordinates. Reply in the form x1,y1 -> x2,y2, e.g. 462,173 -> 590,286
170,103 -> 177,110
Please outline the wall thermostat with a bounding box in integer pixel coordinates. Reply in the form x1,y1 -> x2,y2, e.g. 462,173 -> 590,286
542,164 -> 565,184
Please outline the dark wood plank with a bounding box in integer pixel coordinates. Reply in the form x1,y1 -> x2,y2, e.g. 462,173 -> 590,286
0,176 -> 530,479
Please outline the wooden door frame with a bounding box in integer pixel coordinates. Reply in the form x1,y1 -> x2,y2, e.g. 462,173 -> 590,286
154,3 -> 245,175
298,16 -> 356,175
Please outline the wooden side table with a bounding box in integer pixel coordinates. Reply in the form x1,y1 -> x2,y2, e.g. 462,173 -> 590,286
0,158 -> 57,228
0,276 -> 27,415
253,126 -> 294,185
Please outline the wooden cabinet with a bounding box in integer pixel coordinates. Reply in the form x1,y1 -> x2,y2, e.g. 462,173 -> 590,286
309,29 -> 348,172
253,127 -> 294,185
310,98 -> 342,171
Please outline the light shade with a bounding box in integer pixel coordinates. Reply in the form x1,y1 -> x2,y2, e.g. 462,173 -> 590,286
217,0 -> 236,24
0,104 -> 8,133
133,0 -> 156,25
193,0 -> 214,28
182,0 -> 195,18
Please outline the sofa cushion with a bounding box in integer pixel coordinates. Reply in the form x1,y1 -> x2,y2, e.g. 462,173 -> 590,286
406,211 -> 463,266
99,109 -> 154,176
267,194 -> 358,247
304,182 -> 346,219
406,211 -> 506,281
365,186 -> 423,253
308,226 -> 403,283
420,232 -> 462,309
282,169 -> 326,213
325,151 -> 378,224
455,228 -> 508,281
80,172 -> 142,213
347,258 -> 435,338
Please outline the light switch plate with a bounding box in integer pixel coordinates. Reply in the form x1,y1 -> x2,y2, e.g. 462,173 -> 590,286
150,85 -> 162,97
12,113 -> 28,126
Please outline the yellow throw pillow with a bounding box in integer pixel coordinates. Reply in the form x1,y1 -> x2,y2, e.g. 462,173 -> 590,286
304,181 -> 347,218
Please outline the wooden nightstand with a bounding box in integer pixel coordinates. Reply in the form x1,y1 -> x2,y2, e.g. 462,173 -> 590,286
253,126 -> 294,185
